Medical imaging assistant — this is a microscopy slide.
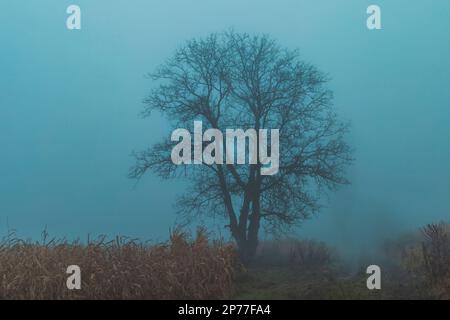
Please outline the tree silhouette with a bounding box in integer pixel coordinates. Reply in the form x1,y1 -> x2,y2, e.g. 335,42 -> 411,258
129,31 -> 352,260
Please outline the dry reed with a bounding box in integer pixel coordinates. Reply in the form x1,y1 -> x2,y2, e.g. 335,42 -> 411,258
0,228 -> 236,300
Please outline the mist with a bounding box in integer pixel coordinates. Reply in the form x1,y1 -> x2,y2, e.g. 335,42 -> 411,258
1,0 -> 449,260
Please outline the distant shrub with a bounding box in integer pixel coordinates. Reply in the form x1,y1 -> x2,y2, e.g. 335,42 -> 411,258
421,223 -> 450,298
383,222 -> 450,299
255,239 -> 336,270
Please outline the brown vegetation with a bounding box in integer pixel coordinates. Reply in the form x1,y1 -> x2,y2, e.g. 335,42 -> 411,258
0,222 -> 448,300
0,228 -> 236,300
382,222 -> 450,299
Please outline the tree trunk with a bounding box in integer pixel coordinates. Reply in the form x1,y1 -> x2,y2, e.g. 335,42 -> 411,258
225,161 -> 262,263
240,169 -> 262,263
233,210 -> 261,263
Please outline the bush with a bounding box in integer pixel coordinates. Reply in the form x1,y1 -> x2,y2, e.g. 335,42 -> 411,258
255,239 -> 336,270
383,222 -> 450,299
421,223 -> 450,298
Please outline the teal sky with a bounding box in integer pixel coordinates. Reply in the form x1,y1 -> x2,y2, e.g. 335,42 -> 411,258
1,1 -> 449,256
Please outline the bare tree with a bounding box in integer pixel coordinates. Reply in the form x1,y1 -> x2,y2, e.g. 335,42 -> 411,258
129,31 -> 352,260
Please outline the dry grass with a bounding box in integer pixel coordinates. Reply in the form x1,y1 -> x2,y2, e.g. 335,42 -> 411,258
0,228 -> 236,300
421,223 -> 450,298
0,222 -> 448,300
383,222 -> 450,299
238,224 -> 450,300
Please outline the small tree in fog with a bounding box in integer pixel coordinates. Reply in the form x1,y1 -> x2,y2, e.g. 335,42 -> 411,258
129,31 -> 352,261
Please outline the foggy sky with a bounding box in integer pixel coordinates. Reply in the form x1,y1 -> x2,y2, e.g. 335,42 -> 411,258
1,0 -> 449,256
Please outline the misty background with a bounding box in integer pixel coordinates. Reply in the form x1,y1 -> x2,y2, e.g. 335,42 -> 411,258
1,0 -> 449,258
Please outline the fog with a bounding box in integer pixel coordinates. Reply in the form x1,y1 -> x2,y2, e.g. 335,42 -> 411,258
1,0 -> 449,258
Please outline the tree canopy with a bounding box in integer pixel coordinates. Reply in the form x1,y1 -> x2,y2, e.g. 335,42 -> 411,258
130,31 -> 352,259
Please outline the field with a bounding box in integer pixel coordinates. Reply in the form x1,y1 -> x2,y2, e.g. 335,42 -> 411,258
0,228 -> 235,299
0,223 -> 448,300
233,223 -> 450,300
